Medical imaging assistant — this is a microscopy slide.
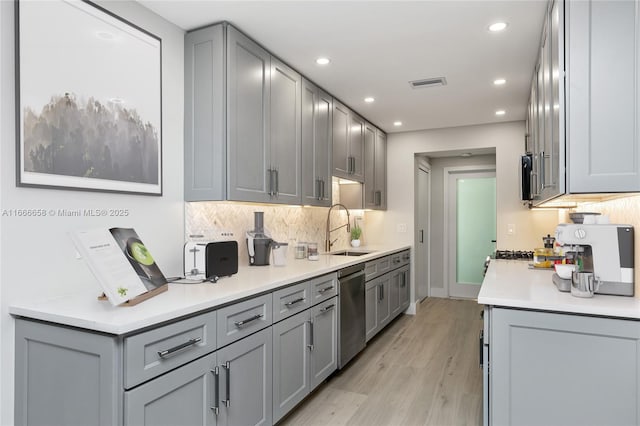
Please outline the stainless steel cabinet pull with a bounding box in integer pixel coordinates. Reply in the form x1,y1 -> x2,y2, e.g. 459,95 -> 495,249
378,284 -> 383,301
275,169 -> 279,196
316,178 -> 321,200
479,330 -> 484,369
539,151 -> 545,191
375,190 -> 381,206
319,304 -> 335,313
401,273 -> 406,287
285,297 -> 305,307
211,366 -> 220,415
307,320 -> 314,350
318,285 -> 334,293
321,179 -> 326,199
157,337 -> 202,358
268,168 -> 275,196
234,314 -> 263,327
419,230 -> 424,243
222,361 -> 231,407
393,258 -> 401,264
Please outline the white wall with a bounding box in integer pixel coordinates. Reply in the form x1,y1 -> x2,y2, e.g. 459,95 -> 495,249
0,2 -> 185,424
365,122 -> 558,303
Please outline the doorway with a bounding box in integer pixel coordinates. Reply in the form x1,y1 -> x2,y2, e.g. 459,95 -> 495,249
445,168 -> 496,299
415,161 -> 430,302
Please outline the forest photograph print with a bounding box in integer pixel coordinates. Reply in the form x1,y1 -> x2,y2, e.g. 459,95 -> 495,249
16,0 -> 162,195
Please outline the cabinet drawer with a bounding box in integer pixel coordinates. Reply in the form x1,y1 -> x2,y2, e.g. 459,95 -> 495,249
365,256 -> 391,281
310,273 -> 338,305
393,250 -> 410,268
124,310 -> 217,389
273,281 -> 312,323
217,293 -> 272,347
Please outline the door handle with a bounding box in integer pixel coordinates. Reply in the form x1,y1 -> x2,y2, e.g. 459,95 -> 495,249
222,361 -> 231,407
210,366 -> 220,415
307,320 -> 314,351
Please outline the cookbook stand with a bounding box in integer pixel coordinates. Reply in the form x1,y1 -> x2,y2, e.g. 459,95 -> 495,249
98,284 -> 168,307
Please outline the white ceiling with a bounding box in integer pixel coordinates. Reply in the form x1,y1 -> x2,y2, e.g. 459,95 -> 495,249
140,0 -> 547,134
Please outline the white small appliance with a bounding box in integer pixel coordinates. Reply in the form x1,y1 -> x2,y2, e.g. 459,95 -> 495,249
554,223 -> 634,296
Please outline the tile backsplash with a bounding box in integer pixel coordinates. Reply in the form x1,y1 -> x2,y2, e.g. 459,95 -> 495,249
185,181 -> 363,265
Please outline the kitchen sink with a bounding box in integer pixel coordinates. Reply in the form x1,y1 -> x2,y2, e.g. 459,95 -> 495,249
330,250 -> 373,257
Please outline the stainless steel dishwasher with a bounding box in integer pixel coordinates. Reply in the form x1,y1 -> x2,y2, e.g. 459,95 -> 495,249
338,263 -> 366,369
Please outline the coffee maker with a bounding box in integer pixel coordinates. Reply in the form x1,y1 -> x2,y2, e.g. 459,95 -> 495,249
555,223 -> 634,296
246,212 -> 273,266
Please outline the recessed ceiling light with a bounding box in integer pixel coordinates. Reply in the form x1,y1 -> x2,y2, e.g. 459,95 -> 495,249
316,57 -> 330,65
393,121 -> 403,127
495,110 -> 506,116
364,97 -> 375,103
493,78 -> 506,85
488,22 -> 508,32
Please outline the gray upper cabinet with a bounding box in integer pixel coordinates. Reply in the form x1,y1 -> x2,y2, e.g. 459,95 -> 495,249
332,100 -> 364,182
227,25 -> 272,203
186,23 -> 302,204
269,58 -> 302,204
364,124 -> 387,210
529,0 -> 640,205
301,79 -> 332,206
567,0 -> 640,193
184,25 -> 226,201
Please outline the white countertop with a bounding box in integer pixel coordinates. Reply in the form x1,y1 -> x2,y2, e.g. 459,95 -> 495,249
478,259 -> 640,319
10,245 -> 410,335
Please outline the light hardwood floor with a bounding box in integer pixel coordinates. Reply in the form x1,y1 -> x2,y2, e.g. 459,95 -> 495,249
280,298 -> 483,426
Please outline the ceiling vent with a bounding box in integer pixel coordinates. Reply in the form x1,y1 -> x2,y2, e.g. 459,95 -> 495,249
409,77 -> 447,89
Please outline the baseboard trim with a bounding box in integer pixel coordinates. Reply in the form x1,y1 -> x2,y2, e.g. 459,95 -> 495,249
404,302 -> 417,315
430,287 -> 447,298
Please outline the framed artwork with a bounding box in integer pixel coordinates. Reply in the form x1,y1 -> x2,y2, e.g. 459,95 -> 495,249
15,0 -> 163,195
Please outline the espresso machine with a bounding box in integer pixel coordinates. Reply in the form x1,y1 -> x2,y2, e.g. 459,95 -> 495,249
554,223 -> 634,296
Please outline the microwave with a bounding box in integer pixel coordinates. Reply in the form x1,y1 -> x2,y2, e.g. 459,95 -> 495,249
520,154 -> 533,201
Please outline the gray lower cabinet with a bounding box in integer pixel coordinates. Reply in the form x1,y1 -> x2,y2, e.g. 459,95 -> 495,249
15,319 -> 120,426
399,265 -> 410,311
272,297 -> 337,423
124,352 -> 218,426
365,275 -> 390,341
217,327 -> 273,426
490,307 -> 640,426
301,78 -> 332,206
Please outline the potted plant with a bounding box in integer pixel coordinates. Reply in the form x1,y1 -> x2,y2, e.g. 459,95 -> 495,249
350,224 -> 362,247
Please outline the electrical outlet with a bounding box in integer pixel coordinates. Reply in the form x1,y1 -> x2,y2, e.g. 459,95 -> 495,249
397,223 -> 407,233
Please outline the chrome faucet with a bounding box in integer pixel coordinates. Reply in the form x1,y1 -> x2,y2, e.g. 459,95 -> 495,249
325,203 -> 351,252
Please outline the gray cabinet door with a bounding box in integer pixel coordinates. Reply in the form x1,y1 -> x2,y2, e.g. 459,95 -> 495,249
301,79 -> 332,206
491,308 -> 640,426
399,266 -> 410,311
364,123 -> 376,208
377,274 -> 391,328
15,319 -> 120,426
217,327 -> 273,426
185,25 -> 226,201
272,311 -> 310,422
375,129 -> 387,209
567,0 -> 640,192
227,26 -> 272,203
332,100 -> 350,179
349,114 -> 365,182
310,297 -> 338,390
125,352 -> 217,426
365,278 -> 380,341
270,57 -> 301,204
389,270 -> 401,318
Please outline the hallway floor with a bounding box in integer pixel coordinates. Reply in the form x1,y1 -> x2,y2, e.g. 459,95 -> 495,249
280,298 -> 484,426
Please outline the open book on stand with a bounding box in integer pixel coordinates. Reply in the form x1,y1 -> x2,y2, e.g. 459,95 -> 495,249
70,228 -> 168,306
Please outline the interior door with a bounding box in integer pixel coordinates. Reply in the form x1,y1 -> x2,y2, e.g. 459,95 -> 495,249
447,170 -> 496,299
416,164 -> 430,301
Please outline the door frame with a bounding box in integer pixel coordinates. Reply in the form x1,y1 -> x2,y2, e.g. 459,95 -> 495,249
443,165 -> 496,299
414,158 -> 431,303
